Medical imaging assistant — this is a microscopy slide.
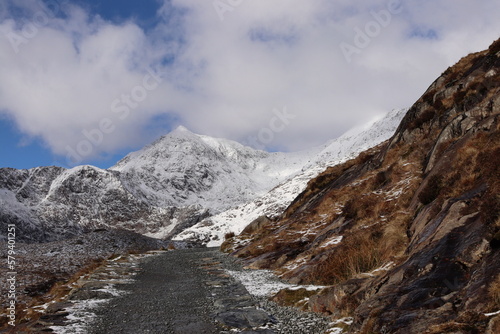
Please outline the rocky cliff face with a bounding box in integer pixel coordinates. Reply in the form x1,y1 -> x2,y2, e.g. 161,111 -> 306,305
0,164 -> 208,242
223,38 -> 500,333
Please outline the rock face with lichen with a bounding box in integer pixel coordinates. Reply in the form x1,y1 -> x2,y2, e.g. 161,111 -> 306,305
223,38 -> 500,333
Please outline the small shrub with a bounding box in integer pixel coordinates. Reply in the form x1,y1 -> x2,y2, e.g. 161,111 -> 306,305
488,37 -> 500,54
421,89 -> 437,105
409,109 -> 436,130
307,228 -> 393,285
467,80 -> 482,92
342,199 -> 358,220
342,195 -> 380,223
453,90 -> 467,109
224,231 -> 236,240
481,192 -> 500,225
355,151 -> 375,165
372,170 -> 391,190
433,99 -> 444,111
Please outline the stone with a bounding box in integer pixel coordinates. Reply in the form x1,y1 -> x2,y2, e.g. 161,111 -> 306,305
216,308 -> 273,329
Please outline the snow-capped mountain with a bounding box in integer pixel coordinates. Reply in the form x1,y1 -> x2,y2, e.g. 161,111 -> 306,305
110,125 -> 317,212
173,108 -> 407,246
0,126 -> 313,242
0,109 -> 406,243
0,164 -> 208,242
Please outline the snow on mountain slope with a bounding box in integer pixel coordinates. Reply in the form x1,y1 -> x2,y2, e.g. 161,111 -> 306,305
110,126 -> 317,212
0,126 -> 315,242
0,164 -> 207,242
0,109 -> 406,243
173,108 -> 407,246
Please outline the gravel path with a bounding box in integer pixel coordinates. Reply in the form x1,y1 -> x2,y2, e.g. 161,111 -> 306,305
88,248 -> 222,334
32,248 -> 331,333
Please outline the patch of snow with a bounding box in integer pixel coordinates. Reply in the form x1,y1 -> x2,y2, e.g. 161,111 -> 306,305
325,317 -> 354,334
95,284 -> 125,297
320,236 -> 343,248
332,317 -> 354,326
227,269 -> 324,297
227,270 -> 293,297
485,310 -> 500,317
360,262 -> 396,277
50,299 -> 110,334
33,301 -> 58,313
283,257 -> 308,272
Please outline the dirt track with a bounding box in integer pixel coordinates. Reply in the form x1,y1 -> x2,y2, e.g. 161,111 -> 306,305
87,248 -> 274,334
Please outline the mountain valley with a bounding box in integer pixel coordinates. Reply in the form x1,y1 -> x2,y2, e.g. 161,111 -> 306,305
0,37 -> 499,334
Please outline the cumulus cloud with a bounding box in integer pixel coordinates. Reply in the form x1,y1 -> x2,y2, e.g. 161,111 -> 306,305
0,0 -> 499,165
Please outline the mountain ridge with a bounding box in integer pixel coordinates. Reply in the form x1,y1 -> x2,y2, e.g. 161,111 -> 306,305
0,112 -> 403,243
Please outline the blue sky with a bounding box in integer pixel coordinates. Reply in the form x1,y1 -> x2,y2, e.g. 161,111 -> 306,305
0,0 -> 499,170
0,0 -> 165,169
0,0 -> 162,169
70,0 -> 161,29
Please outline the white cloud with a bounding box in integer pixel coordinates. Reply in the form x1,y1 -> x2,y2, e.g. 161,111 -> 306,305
0,0 -> 499,166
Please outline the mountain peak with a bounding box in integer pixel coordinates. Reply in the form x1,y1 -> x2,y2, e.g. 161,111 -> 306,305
172,125 -> 191,133
163,125 -> 201,142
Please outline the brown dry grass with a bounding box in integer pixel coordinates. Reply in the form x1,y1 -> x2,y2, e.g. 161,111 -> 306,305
426,311 -> 489,334
306,223 -> 403,285
489,274 -> 500,309
244,141 -> 420,285
224,231 -> 235,240
438,128 -> 500,223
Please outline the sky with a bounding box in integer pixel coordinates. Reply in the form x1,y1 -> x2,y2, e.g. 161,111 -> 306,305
0,0 -> 499,169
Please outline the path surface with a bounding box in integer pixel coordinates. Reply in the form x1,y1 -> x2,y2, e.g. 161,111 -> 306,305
88,248 -> 220,333
87,248 -> 274,334
24,248 -> 330,333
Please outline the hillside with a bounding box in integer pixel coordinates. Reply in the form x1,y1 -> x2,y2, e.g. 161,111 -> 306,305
174,108 -> 406,246
222,38 -> 500,333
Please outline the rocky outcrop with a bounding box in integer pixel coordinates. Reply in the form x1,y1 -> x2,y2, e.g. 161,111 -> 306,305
223,38 -> 500,333
0,165 -> 209,242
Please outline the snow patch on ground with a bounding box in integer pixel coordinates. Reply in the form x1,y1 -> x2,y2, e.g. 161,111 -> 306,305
50,299 -> 111,334
325,317 -> 354,334
320,236 -> 343,248
227,269 -> 325,297
485,310 -> 500,317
